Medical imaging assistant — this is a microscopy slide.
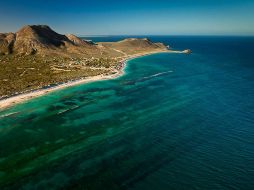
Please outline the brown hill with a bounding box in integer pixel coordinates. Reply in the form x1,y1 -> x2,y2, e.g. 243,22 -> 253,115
0,25 -> 101,56
0,25 -> 169,57
14,25 -> 69,54
99,38 -> 168,55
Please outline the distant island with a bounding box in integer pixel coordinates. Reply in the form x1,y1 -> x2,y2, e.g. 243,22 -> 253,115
0,25 -> 189,109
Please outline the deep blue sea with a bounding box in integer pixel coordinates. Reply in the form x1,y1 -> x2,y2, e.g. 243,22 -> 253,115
0,36 -> 254,190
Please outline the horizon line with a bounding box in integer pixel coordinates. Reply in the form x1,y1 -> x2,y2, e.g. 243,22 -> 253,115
78,34 -> 254,37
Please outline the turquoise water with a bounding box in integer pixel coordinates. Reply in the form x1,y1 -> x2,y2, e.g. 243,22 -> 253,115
0,37 -> 254,189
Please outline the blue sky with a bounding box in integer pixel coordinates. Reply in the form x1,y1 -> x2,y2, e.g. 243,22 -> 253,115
0,0 -> 254,35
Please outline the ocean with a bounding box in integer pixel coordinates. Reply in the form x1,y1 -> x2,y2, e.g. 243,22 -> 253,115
0,36 -> 254,189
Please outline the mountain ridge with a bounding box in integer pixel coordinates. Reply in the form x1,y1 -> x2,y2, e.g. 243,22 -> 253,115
0,25 -> 168,57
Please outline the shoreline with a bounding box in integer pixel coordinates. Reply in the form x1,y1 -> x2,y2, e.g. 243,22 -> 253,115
0,49 -> 186,111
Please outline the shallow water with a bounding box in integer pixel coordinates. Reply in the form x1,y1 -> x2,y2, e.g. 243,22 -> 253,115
0,36 -> 254,189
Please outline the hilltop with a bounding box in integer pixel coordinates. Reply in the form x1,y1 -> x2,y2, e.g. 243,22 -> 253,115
0,25 -> 173,98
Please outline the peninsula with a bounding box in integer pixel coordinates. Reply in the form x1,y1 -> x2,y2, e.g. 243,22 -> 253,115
0,25 -> 188,109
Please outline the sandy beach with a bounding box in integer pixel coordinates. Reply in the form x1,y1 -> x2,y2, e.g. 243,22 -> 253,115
0,49 -> 185,110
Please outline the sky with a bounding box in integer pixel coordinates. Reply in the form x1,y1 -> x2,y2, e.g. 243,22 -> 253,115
0,0 -> 254,36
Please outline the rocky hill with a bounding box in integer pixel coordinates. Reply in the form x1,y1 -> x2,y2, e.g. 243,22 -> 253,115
0,25 -> 168,57
0,25 -> 104,56
99,38 -> 168,55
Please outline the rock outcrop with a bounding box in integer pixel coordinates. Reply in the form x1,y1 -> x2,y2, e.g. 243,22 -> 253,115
0,33 -> 16,55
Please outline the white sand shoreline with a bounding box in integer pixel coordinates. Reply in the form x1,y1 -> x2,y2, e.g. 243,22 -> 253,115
0,50 -> 186,110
